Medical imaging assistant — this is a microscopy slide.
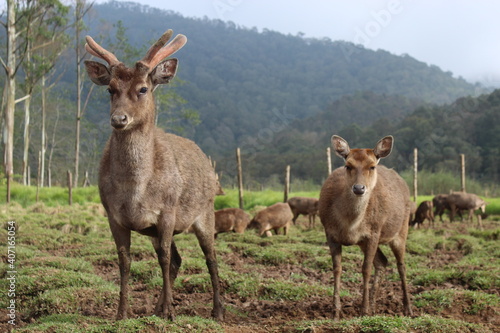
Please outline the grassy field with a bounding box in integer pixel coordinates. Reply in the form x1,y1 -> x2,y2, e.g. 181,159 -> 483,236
3,184 -> 500,215
0,186 -> 499,332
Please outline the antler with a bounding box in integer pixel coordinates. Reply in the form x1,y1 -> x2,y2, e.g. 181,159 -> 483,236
85,36 -> 120,67
139,29 -> 187,70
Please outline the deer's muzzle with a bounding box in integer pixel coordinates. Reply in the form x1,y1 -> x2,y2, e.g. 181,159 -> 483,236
352,184 -> 366,196
111,113 -> 129,129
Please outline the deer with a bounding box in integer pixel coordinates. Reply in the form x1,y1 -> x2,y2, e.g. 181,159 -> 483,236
287,196 -> 319,229
214,208 -> 251,238
83,30 -> 224,321
248,202 -> 293,237
319,135 -> 413,320
446,192 -> 487,229
410,200 -> 435,228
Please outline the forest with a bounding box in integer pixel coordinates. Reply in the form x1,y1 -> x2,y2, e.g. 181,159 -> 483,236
0,0 -> 498,192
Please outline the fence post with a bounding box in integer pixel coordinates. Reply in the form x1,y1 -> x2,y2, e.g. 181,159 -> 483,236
284,165 -> 290,202
327,147 -> 332,176
236,148 -> 244,209
413,148 -> 418,202
460,154 -> 466,192
67,170 -> 73,206
36,151 -> 42,202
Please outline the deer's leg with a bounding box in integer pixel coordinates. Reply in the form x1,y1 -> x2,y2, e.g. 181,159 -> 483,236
284,222 -> 290,236
152,238 -> 182,314
449,203 -> 456,222
192,211 -> 225,321
153,213 -> 176,320
359,239 -> 379,316
326,237 -> 342,320
370,247 -> 388,308
389,238 -> 413,317
109,220 -> 131,320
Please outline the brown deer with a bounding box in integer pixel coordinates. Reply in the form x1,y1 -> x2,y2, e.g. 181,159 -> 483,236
319,135 -> 413,320
446,192 -> 487,229
248,202 -> 293,237
84,30 -> 224,321
410,200 -> 435,228
214,207 -> 251,238
287,196 -> 319,229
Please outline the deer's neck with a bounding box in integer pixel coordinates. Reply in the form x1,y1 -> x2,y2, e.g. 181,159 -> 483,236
343,190 -> 371,221
110,125 -> 156,180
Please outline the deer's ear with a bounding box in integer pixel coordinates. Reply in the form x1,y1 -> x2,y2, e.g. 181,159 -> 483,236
84,60 -> 111,86
151,58 -> 178,87
332,135 -> 350,159
373,136 -> 393,160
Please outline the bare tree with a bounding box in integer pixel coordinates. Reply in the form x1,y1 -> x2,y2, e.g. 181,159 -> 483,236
19,0 -> 69,185
74,0 -> 93,187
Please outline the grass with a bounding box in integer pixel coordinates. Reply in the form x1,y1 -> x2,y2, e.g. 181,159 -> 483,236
1,190 -> 499,332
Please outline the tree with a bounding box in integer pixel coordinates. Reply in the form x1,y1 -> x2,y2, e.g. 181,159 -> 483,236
19,0 -> 69,185
1,0 -> 24,201
74,0 -> 93,187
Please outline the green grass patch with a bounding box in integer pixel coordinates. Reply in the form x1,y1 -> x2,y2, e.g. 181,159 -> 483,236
298,314 -> 492,333
15,314 -> 222,333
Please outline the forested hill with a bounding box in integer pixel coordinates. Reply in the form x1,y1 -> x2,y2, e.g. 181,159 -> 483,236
81,1 -> 480,157
231,89 -> 500,186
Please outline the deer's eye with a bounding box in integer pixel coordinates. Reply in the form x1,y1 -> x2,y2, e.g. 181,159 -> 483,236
345,165 -> 352,171
370,166 -> 376,170
107,88 -> 115,95
139,87 -> 148,95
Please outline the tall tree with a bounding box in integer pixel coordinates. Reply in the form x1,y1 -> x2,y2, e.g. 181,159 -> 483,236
1,0 -> 22,201
19,0 -> 69,185
74,0 -> 93,187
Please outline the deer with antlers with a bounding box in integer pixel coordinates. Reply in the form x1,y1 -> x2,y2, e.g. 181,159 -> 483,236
84,30 -> 224,321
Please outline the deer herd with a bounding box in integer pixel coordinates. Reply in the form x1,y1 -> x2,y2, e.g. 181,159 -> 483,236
85,30 -> 489,322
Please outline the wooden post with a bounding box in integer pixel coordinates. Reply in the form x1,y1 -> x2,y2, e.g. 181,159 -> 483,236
327,147 -> 332,176
67,170 -> 73,206
36,151 -> 42,202
460,154 -> 466,192
82,170 -> 90,187
236,148 -> 244,209
413,148 -> 418,202
284,165 -> 290,202
6,175 -> 11,203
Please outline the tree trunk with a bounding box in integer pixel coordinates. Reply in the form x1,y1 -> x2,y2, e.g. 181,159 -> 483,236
74,4 -> 82,189
41,75 -> 47,187
22,95 -> 31,185
47,106 -> 60,187
4,0 -> 17,202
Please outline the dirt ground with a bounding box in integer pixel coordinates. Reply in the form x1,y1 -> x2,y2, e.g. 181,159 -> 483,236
2,218 -> 499,332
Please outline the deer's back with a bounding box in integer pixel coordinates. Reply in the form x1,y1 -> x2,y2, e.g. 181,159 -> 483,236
255,203 -> 293,226
447,192 -> 484,210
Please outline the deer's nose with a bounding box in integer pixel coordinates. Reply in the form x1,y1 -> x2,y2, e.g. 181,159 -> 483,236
111,114 -> 128,129
352,184 -> 366,196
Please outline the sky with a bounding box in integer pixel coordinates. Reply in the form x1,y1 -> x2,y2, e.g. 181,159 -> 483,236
0,0 -> 486,86
93,0 -> 500,86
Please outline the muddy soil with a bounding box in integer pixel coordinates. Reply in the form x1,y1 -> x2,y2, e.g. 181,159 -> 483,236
2,218 -> 499,332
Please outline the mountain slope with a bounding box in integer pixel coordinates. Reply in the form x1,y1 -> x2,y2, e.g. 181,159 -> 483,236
80,1 -> 479,157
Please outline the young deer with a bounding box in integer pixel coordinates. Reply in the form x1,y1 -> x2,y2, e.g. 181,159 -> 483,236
319,135 -> 412,320
84,30 -> 224,321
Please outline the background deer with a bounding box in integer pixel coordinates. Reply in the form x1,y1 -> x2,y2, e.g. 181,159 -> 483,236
319,135 -> 412,320
84,30 -> 224,321
287,196 -> 319,229
214,207 -> 251,238
248,202 -> 293,237
410,200 -> 435,228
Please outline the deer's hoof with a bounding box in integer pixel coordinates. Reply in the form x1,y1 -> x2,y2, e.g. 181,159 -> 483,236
211,306 -> 225,322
